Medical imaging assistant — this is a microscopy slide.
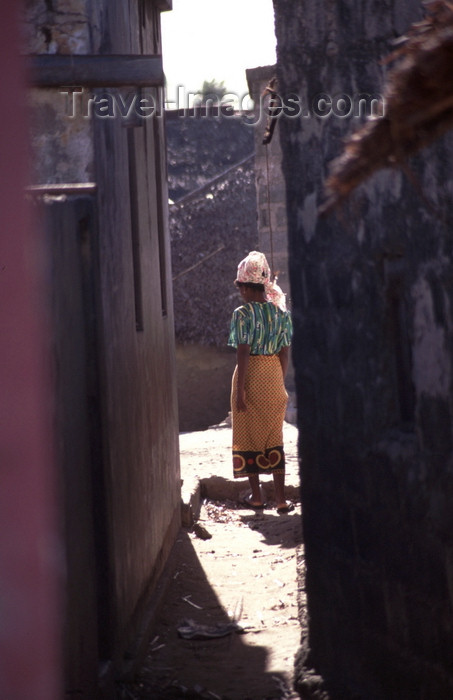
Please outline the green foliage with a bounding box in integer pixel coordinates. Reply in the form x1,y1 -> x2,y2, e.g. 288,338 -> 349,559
198,79 -> 227,104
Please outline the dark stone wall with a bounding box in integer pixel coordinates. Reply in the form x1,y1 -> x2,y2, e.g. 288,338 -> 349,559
170,150 -> 258,347
166,110 -> 255,202
273,1 -> 453,698
168,123 -> 258,430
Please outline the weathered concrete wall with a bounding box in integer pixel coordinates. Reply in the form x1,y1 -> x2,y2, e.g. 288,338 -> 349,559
41,194 -> 100,697
24,0 -> 95,184
26,0 -> 180,695
273,1 -> 453,698
90,0 -> 181,679
175,344 -> 236,431
246,65 -> 290,297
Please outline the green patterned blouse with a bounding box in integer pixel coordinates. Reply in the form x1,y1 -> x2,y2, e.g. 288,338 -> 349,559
228,301 -> 293,355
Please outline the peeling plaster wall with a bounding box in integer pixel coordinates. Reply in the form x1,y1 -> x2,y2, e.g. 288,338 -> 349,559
28,89 -> 94,183
273,0 -> 453,698
23,0 -> 98,54
25,0 -> 96,184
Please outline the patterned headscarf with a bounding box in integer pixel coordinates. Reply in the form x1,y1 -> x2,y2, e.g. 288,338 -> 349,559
235,251 -> 287,311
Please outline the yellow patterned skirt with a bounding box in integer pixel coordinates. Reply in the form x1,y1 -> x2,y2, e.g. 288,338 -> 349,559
231,354 -> 287,478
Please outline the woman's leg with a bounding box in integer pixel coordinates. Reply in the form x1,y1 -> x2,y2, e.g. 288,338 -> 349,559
273,471 -> 286,508
273,471 -> 294,512
248,474 -> 263,505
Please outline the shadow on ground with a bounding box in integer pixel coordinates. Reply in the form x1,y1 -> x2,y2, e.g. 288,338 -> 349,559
118,422 -> 303,700
117,499 -> 304,700
117,530 -> 295,700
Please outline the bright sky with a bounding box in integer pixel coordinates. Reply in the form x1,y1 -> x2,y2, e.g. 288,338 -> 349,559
161,0 -> 276,108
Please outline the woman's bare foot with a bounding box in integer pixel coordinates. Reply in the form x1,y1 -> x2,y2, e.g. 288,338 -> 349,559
276,502 -> 294,514
242,494 -> 265,510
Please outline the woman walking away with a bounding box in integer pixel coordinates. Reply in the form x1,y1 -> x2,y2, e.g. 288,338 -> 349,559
228,251 -> 294,514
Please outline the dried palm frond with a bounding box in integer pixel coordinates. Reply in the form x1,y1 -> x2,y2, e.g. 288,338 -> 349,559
322,1 -> 453,213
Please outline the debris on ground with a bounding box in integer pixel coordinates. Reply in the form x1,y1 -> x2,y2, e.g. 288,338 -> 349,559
118,422 -> 304,699
192,522 -> 213,540
118,494 -> 304,700
177,618 -> 246,640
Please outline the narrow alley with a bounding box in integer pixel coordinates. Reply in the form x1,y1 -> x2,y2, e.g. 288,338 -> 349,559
118,422 -> 305,700
6,2 -> 453,699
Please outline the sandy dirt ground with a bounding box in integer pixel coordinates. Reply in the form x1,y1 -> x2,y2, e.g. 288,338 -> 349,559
118,423 -> 306,700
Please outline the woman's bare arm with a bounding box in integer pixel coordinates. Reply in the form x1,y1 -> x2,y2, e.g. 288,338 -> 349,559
278,345 -> 289,378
